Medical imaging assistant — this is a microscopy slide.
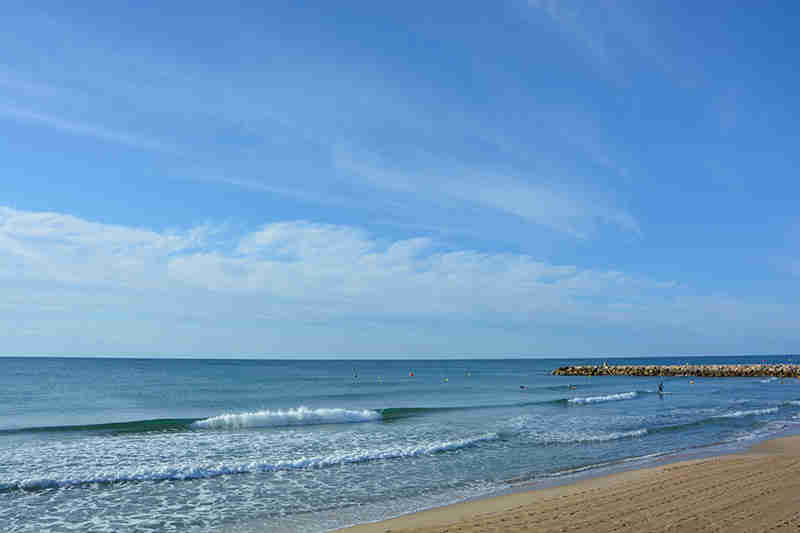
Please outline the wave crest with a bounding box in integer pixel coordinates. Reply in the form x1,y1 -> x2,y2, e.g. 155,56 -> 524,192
568,392 -> 638,405
192,406 -> 380,429
538,428 -> 648,444
717,407 -> 778,419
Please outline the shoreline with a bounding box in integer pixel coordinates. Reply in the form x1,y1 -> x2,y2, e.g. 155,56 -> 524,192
334,433 -> 800,532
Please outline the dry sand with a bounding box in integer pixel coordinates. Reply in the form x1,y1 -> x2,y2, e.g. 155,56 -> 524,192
336,436 -> 800,533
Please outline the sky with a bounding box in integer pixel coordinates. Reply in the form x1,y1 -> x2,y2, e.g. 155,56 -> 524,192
1,1 -> 798,357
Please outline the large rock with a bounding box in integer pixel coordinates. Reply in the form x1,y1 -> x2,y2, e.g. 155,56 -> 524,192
551,364 -> 800,378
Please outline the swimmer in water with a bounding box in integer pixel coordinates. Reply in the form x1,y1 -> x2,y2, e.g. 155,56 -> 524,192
658,382 -> 664,393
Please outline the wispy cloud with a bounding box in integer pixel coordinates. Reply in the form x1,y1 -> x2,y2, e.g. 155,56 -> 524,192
527,0 -> 677,80
0,104 -> 179,153
0,70 -> 59,96
334,148 -> 640,238
0,18 -> 643,244
529,0 -> 613,66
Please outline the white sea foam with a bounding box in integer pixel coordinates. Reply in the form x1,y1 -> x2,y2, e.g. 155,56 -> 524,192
539,428 -> 648,443
568,391 -> 638,405
579,428 -> 648,441
718,407 -> 778,418
786,400 -> 800,407
4,433 -> 499,491
192,406 -> 381,429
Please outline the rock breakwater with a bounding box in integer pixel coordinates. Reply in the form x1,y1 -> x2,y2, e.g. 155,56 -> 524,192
552,364 -> 800,378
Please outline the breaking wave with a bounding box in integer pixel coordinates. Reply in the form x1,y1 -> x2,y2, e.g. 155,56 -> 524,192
716,407 -> 779,419
192,407 -> 381,429
568,391 -> 639,404
1,433 -> 499,493
538,428 -> 648,444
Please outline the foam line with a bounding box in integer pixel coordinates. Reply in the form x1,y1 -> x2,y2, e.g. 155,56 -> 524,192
2,433 -> 499,492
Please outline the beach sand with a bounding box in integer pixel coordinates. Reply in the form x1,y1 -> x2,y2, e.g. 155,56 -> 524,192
336,436 -> 800,533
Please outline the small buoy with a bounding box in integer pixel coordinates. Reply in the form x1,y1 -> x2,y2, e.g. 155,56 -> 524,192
443,378 -> 448,383
409,372 -> 414,377
689,380 -> 694,384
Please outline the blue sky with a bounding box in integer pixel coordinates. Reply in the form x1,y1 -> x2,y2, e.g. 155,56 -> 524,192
1,1 -> 798,357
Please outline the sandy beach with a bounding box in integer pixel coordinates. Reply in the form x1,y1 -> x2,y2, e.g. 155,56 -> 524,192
337,436 -> 800,533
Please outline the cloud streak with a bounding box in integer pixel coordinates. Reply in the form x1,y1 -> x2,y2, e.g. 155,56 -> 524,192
335,148 -> 639,238
527,0 -> 678,81
0,104 -> 178,153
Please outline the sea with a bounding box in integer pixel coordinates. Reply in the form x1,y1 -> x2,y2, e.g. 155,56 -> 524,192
3,355 -> 800,533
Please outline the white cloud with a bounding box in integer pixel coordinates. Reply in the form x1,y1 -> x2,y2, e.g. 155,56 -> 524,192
0,206 -> 636,314
0,206 -> 794,355
0,207 -> 199,287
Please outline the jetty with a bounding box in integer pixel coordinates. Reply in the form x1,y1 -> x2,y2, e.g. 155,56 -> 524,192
552,364 -> 800,378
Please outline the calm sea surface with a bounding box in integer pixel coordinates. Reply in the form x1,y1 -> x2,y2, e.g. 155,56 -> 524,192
3,356 -> 800,532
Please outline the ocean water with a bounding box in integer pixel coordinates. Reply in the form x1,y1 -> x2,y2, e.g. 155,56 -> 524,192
3,355 -> 800,532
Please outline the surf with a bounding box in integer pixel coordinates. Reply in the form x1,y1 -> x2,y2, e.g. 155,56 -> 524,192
0,432 -> 499,493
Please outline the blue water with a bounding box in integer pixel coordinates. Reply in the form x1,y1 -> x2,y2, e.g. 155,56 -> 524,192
3,355 -> 800,532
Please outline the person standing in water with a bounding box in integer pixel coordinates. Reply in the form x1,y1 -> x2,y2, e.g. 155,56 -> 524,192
658,382 -> 664,393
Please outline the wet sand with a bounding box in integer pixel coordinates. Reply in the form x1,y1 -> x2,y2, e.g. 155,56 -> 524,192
336,436 -> 800,533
